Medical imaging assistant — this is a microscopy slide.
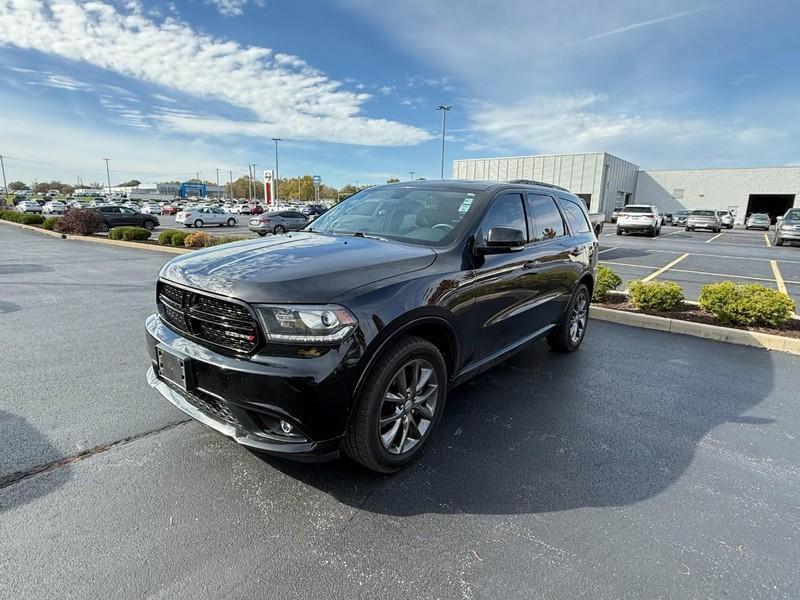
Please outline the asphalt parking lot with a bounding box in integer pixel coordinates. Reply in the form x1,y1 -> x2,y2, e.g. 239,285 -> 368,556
2,224 -> 800,599
598,225 -> 800,305
156,214 -> 260,238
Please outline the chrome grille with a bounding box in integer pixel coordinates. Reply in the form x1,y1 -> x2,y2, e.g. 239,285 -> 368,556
157,281 -> 259,354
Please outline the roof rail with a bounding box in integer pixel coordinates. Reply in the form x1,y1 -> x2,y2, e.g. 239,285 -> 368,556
507,179 -> 569,192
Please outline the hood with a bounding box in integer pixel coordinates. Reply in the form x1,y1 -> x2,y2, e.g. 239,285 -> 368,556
160,232 -> 437,303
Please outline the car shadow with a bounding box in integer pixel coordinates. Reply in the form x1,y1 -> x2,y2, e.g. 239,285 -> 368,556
261,323 -> 775,516
0,411 -> 70,512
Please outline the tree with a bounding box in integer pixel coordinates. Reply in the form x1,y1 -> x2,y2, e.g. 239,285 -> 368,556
118,179 -> 141,187
386,177 -> 400,183
8,181 -> 28,191
32,181 -> 74,195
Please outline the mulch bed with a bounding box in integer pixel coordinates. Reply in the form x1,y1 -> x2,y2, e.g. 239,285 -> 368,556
597,294 -> 800,340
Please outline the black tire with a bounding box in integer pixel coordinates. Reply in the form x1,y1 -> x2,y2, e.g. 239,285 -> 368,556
98,222 -> 109,232
775,236 -> 784,246
143,220 -> 155,231
194,219 -> 203,228
227,218 -> 236,227
274,225 -> 286,234
616,227 -> 623,235
547,284 -> 590,353
343,336 -> 447,473
257,231 -> 267,237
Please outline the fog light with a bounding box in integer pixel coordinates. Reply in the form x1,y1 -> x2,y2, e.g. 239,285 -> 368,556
280,420 -> 293,434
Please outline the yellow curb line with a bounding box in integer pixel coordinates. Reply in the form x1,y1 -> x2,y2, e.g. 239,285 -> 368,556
0,219 -> 191,254
591,306 -> 800,356
764,233 -> 771,247
770,260 -> 787,295
642,253 -> 689,282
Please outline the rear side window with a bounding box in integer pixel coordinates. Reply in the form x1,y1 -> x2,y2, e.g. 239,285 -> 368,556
558,198 -> 591,234
527,194 -> 566,242
479,193 -> 527,243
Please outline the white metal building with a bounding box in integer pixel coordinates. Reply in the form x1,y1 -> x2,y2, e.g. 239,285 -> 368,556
453,154 -> 800,223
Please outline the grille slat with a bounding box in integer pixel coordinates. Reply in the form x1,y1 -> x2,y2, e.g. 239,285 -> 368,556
157,281 -> 259,354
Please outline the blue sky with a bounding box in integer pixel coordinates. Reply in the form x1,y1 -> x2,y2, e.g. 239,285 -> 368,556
0,0 -> 798,188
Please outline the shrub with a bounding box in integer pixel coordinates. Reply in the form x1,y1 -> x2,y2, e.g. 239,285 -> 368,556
158,229 -> 181,245
593,265 -> 622,301
184,232 -> 214,248
699,282 -> 795,327
109,226 -> 152,241
0,211 -> 45,225
628,280 -> 685,311
54,208 -> 104,235
170,231 -> 190,247
213,235 -> 248,246
42,217 -> 58,230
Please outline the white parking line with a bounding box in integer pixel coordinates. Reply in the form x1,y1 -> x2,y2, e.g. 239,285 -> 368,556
600,261 -> 656,270
655,230 -> 684,239
705,232 -> 724,243
597,247 -> 618,255
770,260 -> 787,294
642,253 -> 690,282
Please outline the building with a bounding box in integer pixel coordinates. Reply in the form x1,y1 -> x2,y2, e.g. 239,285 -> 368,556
453,154 -> 800,223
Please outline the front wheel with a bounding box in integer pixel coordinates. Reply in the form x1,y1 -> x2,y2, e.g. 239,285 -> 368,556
98,222 -> 109,232
775,236 -> 784,246
227,218 -> 236,227
274,225 -> 286,234
547,284 -> 590,353
143,220 -> 155,231
194,219 -> 203,228
343,336 -> 447,473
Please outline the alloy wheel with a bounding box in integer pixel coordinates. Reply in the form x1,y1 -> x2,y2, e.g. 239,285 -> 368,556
378,358 -> 439,455
569,291 -> 589,345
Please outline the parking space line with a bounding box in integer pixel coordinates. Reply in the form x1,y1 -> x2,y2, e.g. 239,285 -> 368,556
597,247 -> 618,255
671,268 -> 775,283
655,230 -> 684,239
770,260 -> 787,294
642,253 -> 689,282
764,233 -> 771,247
600,261 -> 656,270
705,232 -> 724,243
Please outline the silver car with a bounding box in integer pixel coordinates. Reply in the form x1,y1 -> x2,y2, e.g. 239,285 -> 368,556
774,208 -> 800,246
249,210 -> 308,236
686,209 -> 721,232
745,213 -> 770,230
176,206 -> 239,228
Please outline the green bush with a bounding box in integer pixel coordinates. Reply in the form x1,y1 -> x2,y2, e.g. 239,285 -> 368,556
42,217 -> 58,230
593,265 -> 622,301
108,226 -> 152,241
213,235 -> 248,246
0,210 -> 45,225
628,280 -> 685,311
699,282 -> 795,327
158,229 -> 181,245
170,231 -> 190,247
184,232 -> 214,248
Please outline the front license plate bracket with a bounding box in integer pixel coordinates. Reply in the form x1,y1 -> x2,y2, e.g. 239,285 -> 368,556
156,344 -> 193,391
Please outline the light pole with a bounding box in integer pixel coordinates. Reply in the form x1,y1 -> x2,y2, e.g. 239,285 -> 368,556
271,138 -> 281,205
229,170 -> 234,201
0,154 -> 8,197
103,158 -> 112,195
409,170 -> 415,181
436,105 -> 452,179
215,168 -> 219,199
251,164 -> 258,202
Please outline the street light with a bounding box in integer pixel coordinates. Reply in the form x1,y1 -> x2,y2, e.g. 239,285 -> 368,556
103,158 -> 112,195
436,105 -> 452,179
409,170 -> 415,181
272,138 -> 281,205
250,163 -> 258,202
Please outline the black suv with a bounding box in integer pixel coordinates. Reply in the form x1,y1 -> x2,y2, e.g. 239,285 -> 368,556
144,180 -> 597,472
93,205 -> 159,231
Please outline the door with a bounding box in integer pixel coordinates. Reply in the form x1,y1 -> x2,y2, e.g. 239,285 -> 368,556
100,206 -> 123,226
209,207 -> 225,224
470,192 -> 547,359
118,206 -> 140,225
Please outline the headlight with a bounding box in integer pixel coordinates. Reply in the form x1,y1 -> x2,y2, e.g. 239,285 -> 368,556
254,304 -> 356,344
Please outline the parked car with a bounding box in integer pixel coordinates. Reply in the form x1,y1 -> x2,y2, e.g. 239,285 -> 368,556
250,204 -> 264,215
302,204 -> 328,217
141,202 -> 162,215
745,213 -> 771,230
717,210 -> 734,229
161,205 -> 179,216
773,208 -> 800,246
686,209 -> 722,232
248,210 -> 308,235
42,201 -> 67,215
673,209 -> 691,227
615,204 -> 662,237
661,213 -> 673,225
229,203 -> 252,215
145,180 -> 597,472
176,206 -> 238,228
93,205 -> 160,231
609,207 -> 623,223
17,200 -> 43,213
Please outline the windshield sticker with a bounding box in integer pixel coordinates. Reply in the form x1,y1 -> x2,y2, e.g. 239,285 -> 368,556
459,195 -> 474,214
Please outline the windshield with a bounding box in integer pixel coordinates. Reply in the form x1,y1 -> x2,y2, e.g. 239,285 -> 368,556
308,187 -> 479,246
784,209 -> 800,222
692,210 -> 715,216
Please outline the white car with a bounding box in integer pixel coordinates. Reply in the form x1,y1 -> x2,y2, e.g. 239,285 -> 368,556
141,202 -> 162,215
176,206 -> 239,228
229,204 -> 252,215
43,201 -> 67,214
17,200 -> 43,213
616,204 -> 662,237
716,210 -> 734,229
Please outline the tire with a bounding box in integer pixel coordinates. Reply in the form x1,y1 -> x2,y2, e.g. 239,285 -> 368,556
343,336 -> 447,473
257,231 -> 267,237
274,225 -> 286,234
775,236 -> 784,246
143,220 -> 155,231
616,227 -> 623,235
98,222 -> 109,232
227,218 -> 236,227
547,283 -> 590,353
194,219 -> 203,228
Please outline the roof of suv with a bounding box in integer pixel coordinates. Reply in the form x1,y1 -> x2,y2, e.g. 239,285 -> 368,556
380,179 -> 572,193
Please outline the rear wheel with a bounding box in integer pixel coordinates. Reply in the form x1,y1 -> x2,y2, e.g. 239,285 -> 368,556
194,219 -> 203,228
547,284 -> 590,353
344,336 -> 447,473
98,222 -> 109,232
616,227 -> 623,235
227,218 -> 236,227
143,220 -> 155,231
274,225 -> 286,234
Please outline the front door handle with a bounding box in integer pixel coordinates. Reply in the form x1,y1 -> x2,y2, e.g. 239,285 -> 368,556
523,260 -> 541,270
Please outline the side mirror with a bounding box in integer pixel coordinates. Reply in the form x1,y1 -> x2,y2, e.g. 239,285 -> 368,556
475,227 -> 526,255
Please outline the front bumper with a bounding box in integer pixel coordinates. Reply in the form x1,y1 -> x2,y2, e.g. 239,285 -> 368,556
145,313 -> 362,460
617,219 -> 657,230
777,228 -> 800,240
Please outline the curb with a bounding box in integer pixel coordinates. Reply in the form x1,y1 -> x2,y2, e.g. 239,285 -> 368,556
591,306 -> 800,356
0,219 -> 191,255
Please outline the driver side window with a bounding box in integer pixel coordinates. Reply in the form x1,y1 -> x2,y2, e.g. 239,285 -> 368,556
478,193 -> 527,245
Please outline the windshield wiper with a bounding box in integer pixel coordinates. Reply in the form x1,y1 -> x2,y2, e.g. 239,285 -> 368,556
351,231 -> 389,241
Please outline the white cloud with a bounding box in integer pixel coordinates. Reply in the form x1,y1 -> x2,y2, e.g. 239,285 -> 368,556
35,74 -> 92,91
0,0 -> 431,146
209,0 -> 247,16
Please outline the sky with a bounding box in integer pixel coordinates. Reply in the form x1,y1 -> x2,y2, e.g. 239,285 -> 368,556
0,0 -> 798,188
